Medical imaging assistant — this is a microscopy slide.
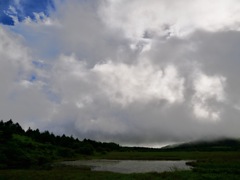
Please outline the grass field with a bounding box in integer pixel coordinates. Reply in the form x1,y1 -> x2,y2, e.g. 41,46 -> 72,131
1,151 -> 240,179
1,168 -> 237,180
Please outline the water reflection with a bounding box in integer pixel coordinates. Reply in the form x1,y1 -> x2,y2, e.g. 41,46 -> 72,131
61,160 -> 192,173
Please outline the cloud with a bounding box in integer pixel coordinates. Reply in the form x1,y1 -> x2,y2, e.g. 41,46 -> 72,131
0,26 -> 54,129
99,0 -> 240,52
191,72 -> 226,121
100,0 -> 240,38
93,60 -> 185,105
0,26 -> 31,95
1,0 -> 240,146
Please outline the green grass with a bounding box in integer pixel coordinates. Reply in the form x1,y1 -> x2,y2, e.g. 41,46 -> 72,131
0,167 -> 239,180
0,168 -> 211,180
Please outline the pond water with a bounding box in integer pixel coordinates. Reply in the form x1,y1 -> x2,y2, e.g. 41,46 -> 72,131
61,160 -> 192,174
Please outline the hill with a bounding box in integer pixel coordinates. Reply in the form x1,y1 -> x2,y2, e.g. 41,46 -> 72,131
161,138 -> 240,151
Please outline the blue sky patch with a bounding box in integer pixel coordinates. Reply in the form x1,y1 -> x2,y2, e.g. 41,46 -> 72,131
0,0 -> 54,25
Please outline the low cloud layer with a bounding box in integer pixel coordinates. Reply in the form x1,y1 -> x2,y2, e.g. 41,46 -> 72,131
1,0 -> 240,146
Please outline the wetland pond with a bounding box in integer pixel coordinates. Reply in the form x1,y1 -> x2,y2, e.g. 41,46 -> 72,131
61,160 -> 192,174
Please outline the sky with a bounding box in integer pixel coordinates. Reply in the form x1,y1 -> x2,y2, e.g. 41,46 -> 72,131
1,0 -> 240,147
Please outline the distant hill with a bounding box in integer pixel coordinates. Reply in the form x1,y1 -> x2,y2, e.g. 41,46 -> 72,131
161,138 -> 240,151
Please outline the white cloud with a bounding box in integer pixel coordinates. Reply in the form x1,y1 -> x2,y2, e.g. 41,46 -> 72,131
99,0 -> 240,51
93,60 -> 185,105
192,72 -> 226,121
50,54 -> 96,104
0,26 -> 54,129
100,0 -> 240,38
22,12 -> 58,26
0,26 -> 31,96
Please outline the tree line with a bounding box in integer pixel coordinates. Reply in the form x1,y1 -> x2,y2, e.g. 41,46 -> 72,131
0,119 -> 120,169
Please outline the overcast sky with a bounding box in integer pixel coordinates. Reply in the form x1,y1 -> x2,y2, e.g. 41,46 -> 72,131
1,0 -> 240,147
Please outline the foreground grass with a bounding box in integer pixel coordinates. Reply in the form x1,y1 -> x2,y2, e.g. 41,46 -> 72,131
1,151 -> 240,180
1,167 -> 240,180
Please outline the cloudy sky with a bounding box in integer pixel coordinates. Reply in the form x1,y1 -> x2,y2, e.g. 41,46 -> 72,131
1,0 -> 240,147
